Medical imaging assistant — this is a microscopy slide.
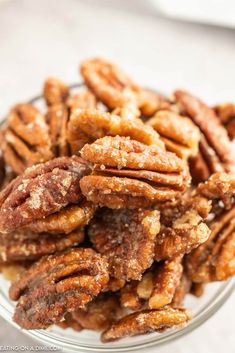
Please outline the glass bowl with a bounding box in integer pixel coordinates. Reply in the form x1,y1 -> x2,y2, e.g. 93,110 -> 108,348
0,84 -> 234,352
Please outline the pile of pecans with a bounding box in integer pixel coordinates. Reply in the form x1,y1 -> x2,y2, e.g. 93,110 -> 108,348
0,58 -> 234,342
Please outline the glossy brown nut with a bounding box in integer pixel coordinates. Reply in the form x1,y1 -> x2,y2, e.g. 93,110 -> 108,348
66,90 -> 97,112
25,200 -> 96,234
155,209 -> 210,261
67,109 -> 164,153
147,110 -> 200,159
80,57 -> 140,109
10,248 -> 109,329
46,104 -> 70,157
175,90 -> 235,181
89,208 -> 160,281
149,257 -> 183,309
101,307 -> 192,342
215,103 -> 235,140
186,207 -> 235,282
80,136 -> 190,208
72,293 -> 124,331
0,156 -> 91,233
2,104 -> 53,174
0,229 -> 84,262
43,77 -> 69,106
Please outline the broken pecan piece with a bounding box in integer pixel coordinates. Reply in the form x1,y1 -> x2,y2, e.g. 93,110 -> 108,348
25,200 -> 96,234
147,110 -> 200,159
101,307 -> 192,342
2,104 -> 53,174
43,77 -> 69,106
72,293 -> 124,331
80,136 -> 190,209
10,248 -> 109,329
149,257 -> 183,309
0,156 -> 91,233
89,208 -> 160,281
0,229 -> 84,262
67,108 -> 164,153
215,103 -> 235,140
186,206 -> 235,282
175,90 -> 235,181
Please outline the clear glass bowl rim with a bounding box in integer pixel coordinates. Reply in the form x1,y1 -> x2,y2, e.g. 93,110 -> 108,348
0,83 -> 234,352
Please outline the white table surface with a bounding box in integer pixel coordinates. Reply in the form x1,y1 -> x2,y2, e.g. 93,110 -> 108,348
0,0 -> 234,352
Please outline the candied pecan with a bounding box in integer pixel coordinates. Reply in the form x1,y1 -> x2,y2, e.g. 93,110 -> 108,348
195,173 -> 235,210
66,90 -> 97,112
120,281 -> 144,311
186,206 -> 235,282
10,248 -> 109,329
147,111 -> 200,159
104,277 -> 126,292
89,208 -> 160,281
137,89 -> 170,117
174,90 -> 235,181
72,293 -> 124,331
80,136 -> 190,209
101,307 -> 192,342
190,283 -> 204,297
80,58 -> 139,109
25,200 -> 96,234
0,229 -> 84,262
67,109 -> 164,154
46,104 -> 70,157
57,313 -> 83,331
2,104 -> 53,174
172,273 -> 192,305
43,77 -> 69,106
215,103 -> 235,140
155,208 -> 210,261
0,156 -> 91,233
149,257 -> 183,309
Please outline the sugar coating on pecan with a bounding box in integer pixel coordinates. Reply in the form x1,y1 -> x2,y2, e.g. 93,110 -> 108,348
2,104 -> 53,174
46,104 -> 70,157
215,103 -> 235,140
120,281 -> 144,311
147,110 -> 200,159
67,109 -> 164,153
101,307 -> 192,342
186,207 -> 235,282
149,257 -> 183,309
0,156 -> 91,233
89,208 -> 160,281
10,248 -> 109,329
24,200 -> 96,234
0,229 -> 84,262
175,90 -> 235,181
66,90 -> 97,112
43,77 -> 69,106
72,293 -> 124,331
80,57 -> 139,109
155,208 -> 210,261
80,136 -> 190,208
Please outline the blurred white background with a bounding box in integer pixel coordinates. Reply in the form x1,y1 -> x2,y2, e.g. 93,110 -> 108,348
0,0 -> 234,352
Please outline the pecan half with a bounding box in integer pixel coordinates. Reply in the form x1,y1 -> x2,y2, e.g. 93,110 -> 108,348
67,108 -> 164,153
101,307 -> 192,342
25,200 -> 96,234
175,90 -> 235,182
186,207 -> 235,282
147,111 -> 200,159
10,248 -> 109,329
72,293 -> 124,331
0,229 -> 84,262
89,208 -> 160,281
43,77 -> 69,106
215,103 -> 235,140
66,90 -> 97,113
80,136 -> 190,209
2,104 -> 53,174
149,257 -> 183,309
0,156 -> 91,233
